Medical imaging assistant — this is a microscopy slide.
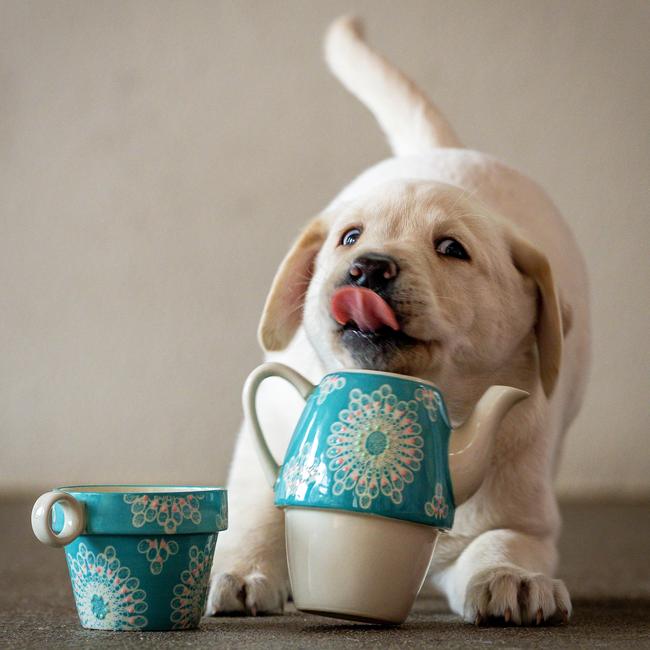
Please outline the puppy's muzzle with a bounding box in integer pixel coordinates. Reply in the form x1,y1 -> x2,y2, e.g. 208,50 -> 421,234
347,253 -> 399,292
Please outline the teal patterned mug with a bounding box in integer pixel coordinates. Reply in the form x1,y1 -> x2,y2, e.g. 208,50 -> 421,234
243,363 -> 527,623
31,485 -> 227,631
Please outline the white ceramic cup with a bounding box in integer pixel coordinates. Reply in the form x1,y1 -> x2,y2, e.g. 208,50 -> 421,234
285,508 -> 438,624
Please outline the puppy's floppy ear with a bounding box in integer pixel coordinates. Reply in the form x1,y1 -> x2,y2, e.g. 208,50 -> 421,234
258,217 -> 328,352
510,236 -> 565,398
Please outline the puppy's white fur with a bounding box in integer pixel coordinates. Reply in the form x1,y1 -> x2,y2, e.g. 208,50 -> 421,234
206,17 -> 590,625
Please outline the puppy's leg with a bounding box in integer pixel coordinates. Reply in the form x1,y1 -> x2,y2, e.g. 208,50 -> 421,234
206,426 -> 289,616
434,529 -> 571,625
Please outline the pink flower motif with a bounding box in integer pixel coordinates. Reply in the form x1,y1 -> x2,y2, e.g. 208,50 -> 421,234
136,538 -> 179,575
326,385 -> 424,509
66,544 -> 148,630
317,375 -> 346,405
169,537 -> 216,629
424,483 -> 449,520
124,494 -> 203,533
414,386 -> 443,422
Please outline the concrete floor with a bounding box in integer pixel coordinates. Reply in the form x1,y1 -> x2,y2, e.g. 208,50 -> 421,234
2,499 -> 649,648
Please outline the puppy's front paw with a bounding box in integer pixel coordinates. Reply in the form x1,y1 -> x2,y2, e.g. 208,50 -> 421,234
205,569 -> 289,616
464,567 -> 572,626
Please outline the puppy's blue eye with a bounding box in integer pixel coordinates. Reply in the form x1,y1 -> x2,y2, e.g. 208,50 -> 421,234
340,228 -> 361,246
435,237 -> 470,260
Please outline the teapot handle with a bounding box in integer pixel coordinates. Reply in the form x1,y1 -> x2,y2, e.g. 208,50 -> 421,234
242,362 -> 316,487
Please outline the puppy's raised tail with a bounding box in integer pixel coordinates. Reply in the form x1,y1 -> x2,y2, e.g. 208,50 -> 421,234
325,16 -> 461,155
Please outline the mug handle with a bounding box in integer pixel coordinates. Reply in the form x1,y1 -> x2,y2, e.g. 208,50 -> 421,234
243,362 -> 316,487
31,490 -> 85,547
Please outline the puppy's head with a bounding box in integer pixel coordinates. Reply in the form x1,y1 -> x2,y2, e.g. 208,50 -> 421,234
259,180 -> 565,397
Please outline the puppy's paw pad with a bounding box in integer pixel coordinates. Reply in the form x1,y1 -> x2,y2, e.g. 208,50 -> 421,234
464,567 -> 572,626
205,570 -> 288,617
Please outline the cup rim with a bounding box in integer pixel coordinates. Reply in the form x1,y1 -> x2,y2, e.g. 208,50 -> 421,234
279,502 -> 453,530
323,368 -> 441,391
55,484 -> 227,495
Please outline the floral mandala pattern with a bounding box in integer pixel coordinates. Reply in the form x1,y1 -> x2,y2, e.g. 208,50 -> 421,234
424,483 -> 449,519
136,538 -> 179,575
317,375 -> 346,405
215,499 -> 228,531
326,384 -> 424,509
170,536 -> 216,629
66,543 -> 148,630
123,494 -> 203,533
281,442 -> 327,499
414,386 -> 443,422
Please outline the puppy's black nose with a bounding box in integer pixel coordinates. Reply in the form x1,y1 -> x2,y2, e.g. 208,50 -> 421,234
348,253 -> 400,291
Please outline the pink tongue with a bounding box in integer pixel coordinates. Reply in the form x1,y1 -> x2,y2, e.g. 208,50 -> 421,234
331,286 -> 400,332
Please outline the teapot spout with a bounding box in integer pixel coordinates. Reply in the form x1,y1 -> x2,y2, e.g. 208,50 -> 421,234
448,386 -> 529,506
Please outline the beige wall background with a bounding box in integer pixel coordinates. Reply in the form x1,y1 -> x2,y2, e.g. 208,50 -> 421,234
2,0 -> 649,497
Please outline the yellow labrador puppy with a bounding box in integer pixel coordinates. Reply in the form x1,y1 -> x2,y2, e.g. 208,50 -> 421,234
207,17 -> 590,625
